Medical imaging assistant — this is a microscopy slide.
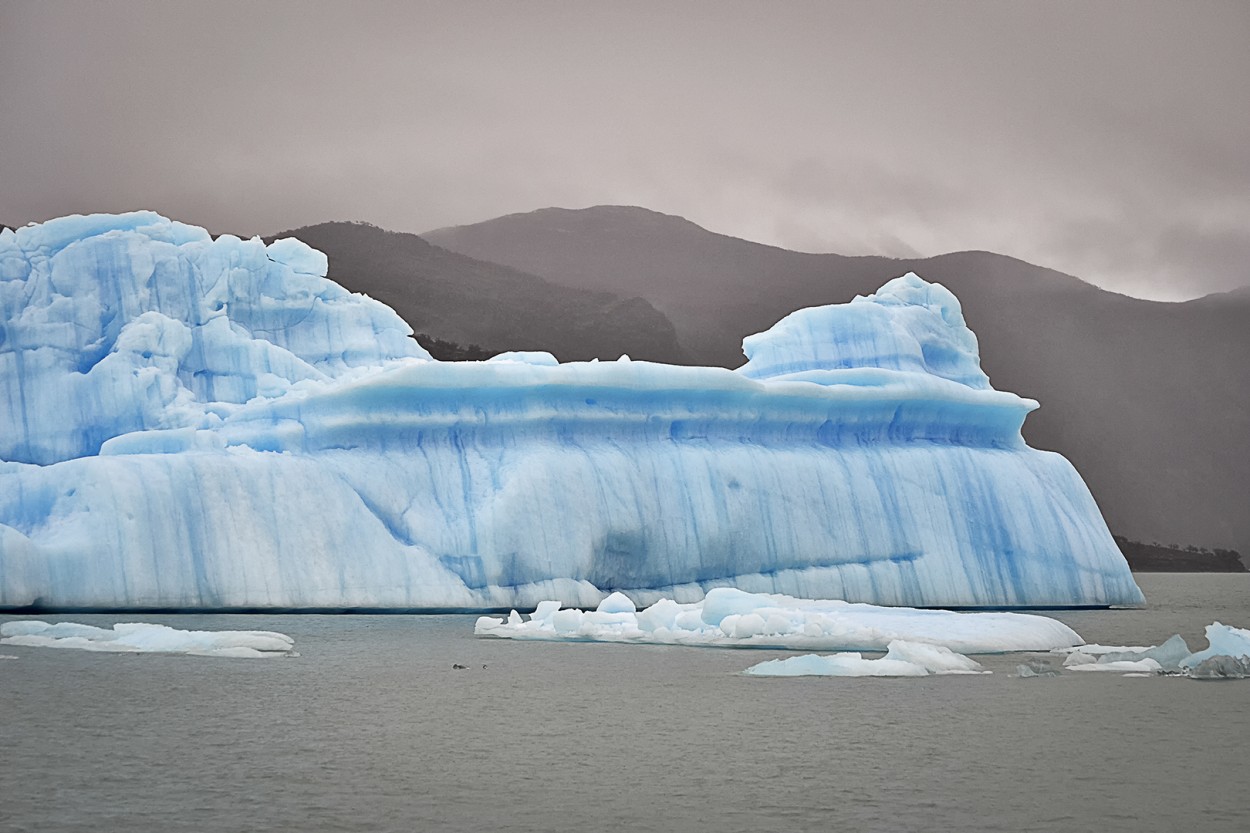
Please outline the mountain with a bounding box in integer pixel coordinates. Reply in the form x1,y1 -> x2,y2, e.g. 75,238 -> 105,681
425,206 -> 1250,559
268,222 -> 686,363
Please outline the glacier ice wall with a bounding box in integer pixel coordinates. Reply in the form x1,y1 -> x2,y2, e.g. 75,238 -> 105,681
0,214 -> 1144,610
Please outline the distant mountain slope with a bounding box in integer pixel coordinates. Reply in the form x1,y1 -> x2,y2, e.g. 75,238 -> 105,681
425,206 -> 1250,559
270,222 -> 686,363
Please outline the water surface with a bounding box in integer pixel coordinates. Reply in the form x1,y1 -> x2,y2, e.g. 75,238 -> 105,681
2,574 -> 1247,833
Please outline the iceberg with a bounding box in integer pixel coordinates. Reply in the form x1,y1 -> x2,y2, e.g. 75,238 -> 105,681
0,620 -> 295,657
0,213 -> 1144,610
475,589 -> 1084,653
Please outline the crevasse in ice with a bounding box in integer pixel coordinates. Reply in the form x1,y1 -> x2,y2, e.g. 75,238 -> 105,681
0,213 -> 1144,610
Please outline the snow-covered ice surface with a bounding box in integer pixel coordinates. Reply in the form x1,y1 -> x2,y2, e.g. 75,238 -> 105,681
0,213 -> 1144,610
0,620 -> 296,657
745,640 -> 987,677
474,589 -> 1084,653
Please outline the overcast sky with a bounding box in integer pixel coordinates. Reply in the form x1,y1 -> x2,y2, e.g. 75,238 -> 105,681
2,1 -> 1247,300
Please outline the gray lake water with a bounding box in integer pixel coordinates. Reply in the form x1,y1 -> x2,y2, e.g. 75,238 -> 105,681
2,573 -> 1248,833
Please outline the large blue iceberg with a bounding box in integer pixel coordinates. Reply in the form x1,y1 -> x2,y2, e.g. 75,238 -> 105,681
0,213 -> 1143,610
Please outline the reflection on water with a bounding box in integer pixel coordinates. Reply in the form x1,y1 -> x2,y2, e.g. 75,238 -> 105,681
2,574 -> 1247,833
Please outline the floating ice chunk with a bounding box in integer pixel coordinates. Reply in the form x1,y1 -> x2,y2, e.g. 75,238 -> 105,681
745,640 -> 984,677
1015,660 -> 1061,678
1048,627 -> 1249,678
596,592 -> 637,614
1098,634 -> 1191,672
1054,643 -> 1152,656
1187,655 -> 1250,680
1179,623 -> 1250,671
0,620 -> 296,658
1064,658 -> 1163,674
635,598 -> 683,632
878,640 -> 986,673
474,590 -> 1082,653
746,652 -> 928,677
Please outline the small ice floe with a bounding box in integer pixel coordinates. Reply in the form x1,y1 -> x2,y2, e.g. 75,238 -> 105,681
1057,634 -> 1190,673
1054,643 -> 1153,656
0,621 -> 296,658
1187,655 -> 1250,680
745,640 -> 987,678
475,588 -> 1083,653
1057,624 -> 1250,679
1178,623 -> 1250,677
1063,658 -> 1164,674
1015,659 -> 1061,678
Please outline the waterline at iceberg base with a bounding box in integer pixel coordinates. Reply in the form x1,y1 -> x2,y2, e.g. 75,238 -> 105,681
0,213 -> 1144,611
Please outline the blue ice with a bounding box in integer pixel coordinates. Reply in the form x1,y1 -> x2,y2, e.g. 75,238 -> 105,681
0,213 -> 1144,610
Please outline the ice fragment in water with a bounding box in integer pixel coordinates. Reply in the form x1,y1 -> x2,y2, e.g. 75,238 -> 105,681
1186,655 -> 1250,680
1179,623 -> 1250,671
476,590 -> 1082,653
1098,634 -> 1191,672
0,620 -> 295,658
1015,660 -> 1061,678
1064,658 -> 1163,674
744,640 -> 986,677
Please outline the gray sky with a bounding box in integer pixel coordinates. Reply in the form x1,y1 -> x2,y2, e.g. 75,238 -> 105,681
2,0 -> 1247,300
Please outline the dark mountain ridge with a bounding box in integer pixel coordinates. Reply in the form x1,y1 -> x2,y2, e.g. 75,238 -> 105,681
268,221 -> 686,363
424,206 -> 1250,560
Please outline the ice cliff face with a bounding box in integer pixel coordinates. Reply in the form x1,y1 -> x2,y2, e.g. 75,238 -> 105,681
0,212 -> 425,465
0,214 -> 1144,610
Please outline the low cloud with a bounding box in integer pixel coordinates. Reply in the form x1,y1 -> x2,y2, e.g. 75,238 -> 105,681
1,1 -> 1246,300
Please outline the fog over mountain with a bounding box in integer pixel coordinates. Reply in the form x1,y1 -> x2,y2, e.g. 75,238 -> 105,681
2,2 -> 1247,301
424,206 -> 1250,560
